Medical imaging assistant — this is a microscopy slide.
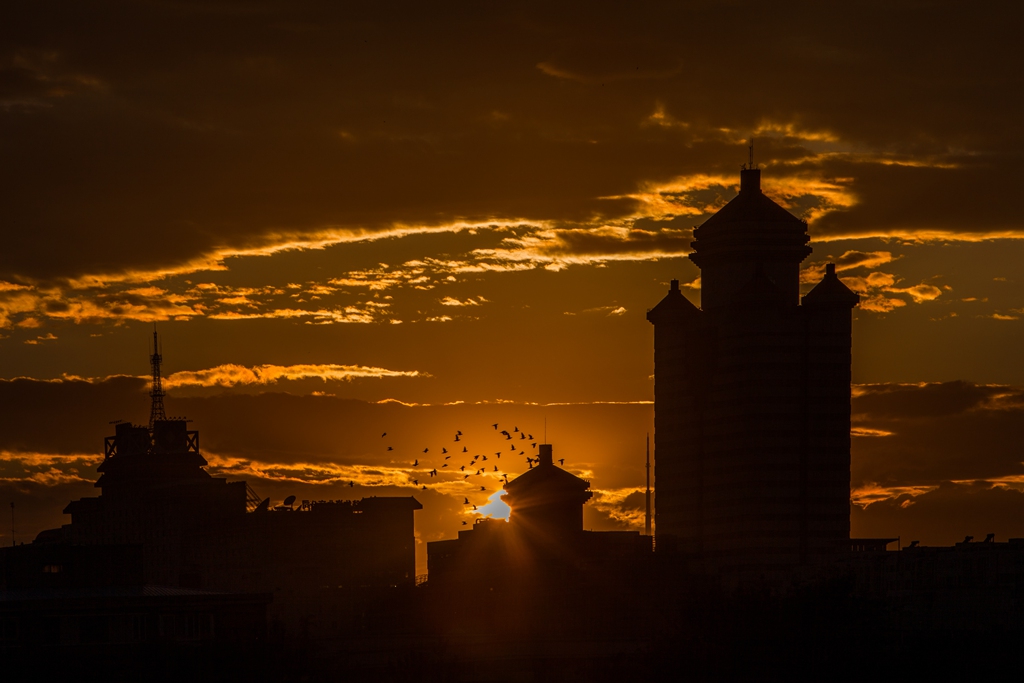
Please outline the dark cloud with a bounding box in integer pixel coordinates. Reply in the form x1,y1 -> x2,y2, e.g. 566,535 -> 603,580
851,382 -> 1024,487
1,2 -> 1019,283
852,482 -> 1024,546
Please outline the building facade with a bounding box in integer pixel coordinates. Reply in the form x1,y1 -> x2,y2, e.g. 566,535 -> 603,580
648,167 -> 859,581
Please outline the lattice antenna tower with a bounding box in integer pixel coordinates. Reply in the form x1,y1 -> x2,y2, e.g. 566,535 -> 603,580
149,328 -> 166,428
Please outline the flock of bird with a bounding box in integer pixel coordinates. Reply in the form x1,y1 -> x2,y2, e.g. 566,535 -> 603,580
378,423 -> 555,522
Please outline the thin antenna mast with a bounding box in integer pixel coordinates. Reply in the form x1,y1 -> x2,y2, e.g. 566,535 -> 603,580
645,434 -> 652,536
749,138 -> 754,169
149,328 -> 166,428
10,502 -> 14,547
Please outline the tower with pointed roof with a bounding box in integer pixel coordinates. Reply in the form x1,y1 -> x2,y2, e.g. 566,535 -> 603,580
648,165 -> 859,582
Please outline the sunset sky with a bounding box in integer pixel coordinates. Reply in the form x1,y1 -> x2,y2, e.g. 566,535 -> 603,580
1,2 -> 1021,572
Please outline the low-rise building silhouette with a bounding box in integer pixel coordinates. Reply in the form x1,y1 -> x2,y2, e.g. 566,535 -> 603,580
2,334 -> 421,639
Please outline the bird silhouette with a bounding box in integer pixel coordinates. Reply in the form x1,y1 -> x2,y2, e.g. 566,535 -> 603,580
531,443 -> 536,448
462,521 -> 468,525
514,426 -> 519,432
422,448 -> 429,454
464,474 -> 470,479
413,479 -> 418,485
442,447 -> 448,454
472,504 -> 478,510
454,435 -> 461,442
460,465 -> 465,471
413,459 -> 418,467
482,455 -> 488,461
479,486 -> 486,492
558,459 -> 564,465
464,498 -> 470,505
462,447 -> 468,453
381,432 -> 387,438
442,463 -> 448,468
519,451 -> 524,455
500,430 -> 509,436
457,430 -> 463,436
421,485 -> 427,490
445,455 -> 452,460
349,481 -> 354,487
492,423 -> 498,429
505,434 -> 512,440
496,452 -> 501,459
510,444 -> 515,451
528,434 -> 533,440
493,465 -> 499,472
430,469 -> 437,477
520,433 -> 525,440
387,446 -> 393,451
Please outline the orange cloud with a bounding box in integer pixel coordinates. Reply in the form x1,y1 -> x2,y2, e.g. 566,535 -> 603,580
163,363 -> 428,389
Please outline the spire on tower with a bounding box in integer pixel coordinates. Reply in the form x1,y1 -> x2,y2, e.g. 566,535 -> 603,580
149,328 -> 166,428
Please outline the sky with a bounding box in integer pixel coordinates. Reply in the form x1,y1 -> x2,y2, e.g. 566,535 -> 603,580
1,1 -> 1021,572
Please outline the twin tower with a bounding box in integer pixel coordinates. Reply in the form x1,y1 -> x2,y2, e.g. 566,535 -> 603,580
648,167 -> 859,582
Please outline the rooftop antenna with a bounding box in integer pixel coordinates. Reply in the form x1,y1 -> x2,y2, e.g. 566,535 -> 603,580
544,416 -> 547,443
645,434 -> 652,537
149,326 -> 166,429
749,138 -> 755,169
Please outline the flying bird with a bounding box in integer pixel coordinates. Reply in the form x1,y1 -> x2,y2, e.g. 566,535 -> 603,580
528,434 -> 533,440
430,469 -> 438,477
493,465 -> 499,472
349,481 -> 354,487
482,455 -> 488,461
460,465 -> 466,471
413,479 -> 418,485
454,435 -> 461,442
423,448 -> 429,453
462,521 -> 468,525
558,459 -> 564,465
514,426 -> 519,432
421,485 -> 427,490
381,432 -> 387,438
492,423 -> 498,429
531,443 -> 537,448
442,463 -> 448,468
520,433 -> 525,440
464,498 -> 470,505
462,447 -> 468,453
413,459 -> 418,467
519,451 -> 524,455
445,455 -> 452,460
442,447 -> 448,454
457,430 -> 463,436
387,446 -> 393,451
480,486 -> 486,492
472,505 -> 478,511
510,444 -> 515,451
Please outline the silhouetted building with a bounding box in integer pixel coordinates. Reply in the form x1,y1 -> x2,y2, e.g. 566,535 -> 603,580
648,167 -> 859,583
428,443 -> 651,595
10,335 -> 422,635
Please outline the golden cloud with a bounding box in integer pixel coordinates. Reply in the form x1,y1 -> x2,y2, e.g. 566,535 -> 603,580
163,363 -> 428,389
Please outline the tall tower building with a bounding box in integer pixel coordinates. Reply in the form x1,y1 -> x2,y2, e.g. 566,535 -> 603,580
647,167 -> 859,582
